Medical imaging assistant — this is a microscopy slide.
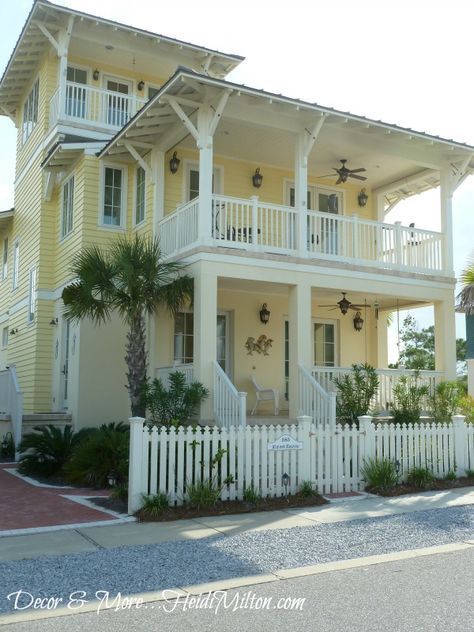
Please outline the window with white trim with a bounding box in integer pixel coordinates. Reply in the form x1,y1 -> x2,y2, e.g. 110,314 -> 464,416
22,79 -> 39,144
174,312 -> 194,365
2,237 -> 8,281
313,320 -> 337,367
135,166 -> 146,225
1,327 -> 8,349
28,267 -> 37,323
12,241 -> 19,290
61,176 -> 74,238
102,166 -> 126,227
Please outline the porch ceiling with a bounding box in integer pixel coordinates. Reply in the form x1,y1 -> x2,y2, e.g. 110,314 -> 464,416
101,69 -> 474,205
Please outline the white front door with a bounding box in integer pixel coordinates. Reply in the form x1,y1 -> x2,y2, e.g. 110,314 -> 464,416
105,76 -> 132,126
60,319 -> 71,410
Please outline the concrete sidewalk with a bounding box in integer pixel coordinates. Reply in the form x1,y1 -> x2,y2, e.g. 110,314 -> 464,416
1,486 -> 473,562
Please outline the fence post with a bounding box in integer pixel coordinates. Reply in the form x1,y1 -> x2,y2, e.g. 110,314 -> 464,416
128,416 -> 146,514
297,415 -> 313,484
238,392 -> 247,427
452,414 -> 467,477
329,392 -> 337,428
359,415 -> 375,464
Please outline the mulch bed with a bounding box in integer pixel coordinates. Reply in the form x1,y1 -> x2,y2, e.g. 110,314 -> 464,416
368,476 -> 474,497
91,493 -> 328,521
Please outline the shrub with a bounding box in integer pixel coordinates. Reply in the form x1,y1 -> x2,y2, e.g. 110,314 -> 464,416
406,466 -> 435,489
143,372 -> 209,428
445,470 -> 457,481
184,447 -> 233,508
141,492 -> 169,517
18,425 -> 83,478
465,469 -> 474,478
391,374 -> 429,425
243,485 -> 261,504
361,457 -> 399,492
333,364 -> 379,425
110,482 -> 129,502
459,395 -> 474,424
299,480 -> 315,497
65,423 -> 129,488
429,381 -> 463,424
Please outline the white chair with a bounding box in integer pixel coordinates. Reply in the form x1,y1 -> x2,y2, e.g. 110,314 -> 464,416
250,374 -> 279,415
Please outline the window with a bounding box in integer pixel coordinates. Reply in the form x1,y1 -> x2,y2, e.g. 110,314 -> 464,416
2,238 -> 7,280
12,241 -> 19,290
1,327 -> 8,349
22,79 -> 39,144
66,66 -> 87,118
61,176 -> 74,238
135,167 -> 146,225
28,267 -> 37,323
188,169 -> 200,201
186,164 -> 221,202
174,312 -> 194,365
102,166 -> 125,227
313,321 -> 337,367
106,78 -> 131,127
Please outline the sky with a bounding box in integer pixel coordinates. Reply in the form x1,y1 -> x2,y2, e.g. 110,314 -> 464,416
1,0 -> 473,361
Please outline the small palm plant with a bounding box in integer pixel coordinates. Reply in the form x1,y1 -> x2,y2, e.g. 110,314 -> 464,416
18,424 -> 83,477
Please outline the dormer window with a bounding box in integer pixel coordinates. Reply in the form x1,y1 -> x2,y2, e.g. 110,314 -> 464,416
22,79 -> 39,144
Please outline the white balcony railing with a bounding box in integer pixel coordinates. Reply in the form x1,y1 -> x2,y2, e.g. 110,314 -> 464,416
155,364 -> 194,388
49,82 -> 147,131
158,194 -> 446,276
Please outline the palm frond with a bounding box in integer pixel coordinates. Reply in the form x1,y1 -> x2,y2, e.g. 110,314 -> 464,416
456,253 -> 474,314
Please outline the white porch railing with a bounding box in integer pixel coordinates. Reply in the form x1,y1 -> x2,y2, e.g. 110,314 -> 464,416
299,365 -> 337,428
159,199 -> 199,257
0,366 -> 23,451
311,366 -> 444,410
213,361 -> 246,428
159,194 -> 445,276
155,364 -> 194,388
49,82 -> 147,131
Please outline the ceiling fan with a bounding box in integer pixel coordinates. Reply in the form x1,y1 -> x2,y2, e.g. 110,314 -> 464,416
317,159 -> 367,185
318,292 -> 370,315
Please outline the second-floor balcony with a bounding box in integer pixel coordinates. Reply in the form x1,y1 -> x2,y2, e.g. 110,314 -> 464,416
158,194 -> 446,276
49,81 -> 147,133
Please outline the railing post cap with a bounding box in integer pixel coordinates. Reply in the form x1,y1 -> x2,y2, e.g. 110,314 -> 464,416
129,416 -> 145,425
297,415 -> 312,423
452,414 -> 466,424
358,415 -> 373,423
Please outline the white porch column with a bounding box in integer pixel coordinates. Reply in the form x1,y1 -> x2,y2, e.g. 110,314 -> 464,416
197,106 -> 214,244
434,298 -> 457,380
376,312 -> 389,368
440,168 -> 454,275
288,282 -> 312,418
151,148 -> 165,237
193,262 -> 217,421
294,134 -> 308,256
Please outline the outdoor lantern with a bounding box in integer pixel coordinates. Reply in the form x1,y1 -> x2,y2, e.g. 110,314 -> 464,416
1,432 -> 12,454
49,318 -> 58,326
9,328 -> 18,335
282,472 -> 290,495
259,303 -> 270,324
358,188 -> 369,207
107,471 -> 118,487
169,151 -> 180,174
137,80 -> 145,91
252,168 -> 263,188
92,69 -> 100,81
353,311 -> 364,332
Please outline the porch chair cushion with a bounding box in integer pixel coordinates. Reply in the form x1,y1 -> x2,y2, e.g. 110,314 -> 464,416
250,374 -> 279,416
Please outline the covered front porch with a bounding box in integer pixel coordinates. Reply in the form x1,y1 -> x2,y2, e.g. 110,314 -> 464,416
150,266 -> 455,428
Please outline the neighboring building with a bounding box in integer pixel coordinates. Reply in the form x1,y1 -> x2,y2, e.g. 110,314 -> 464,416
0,0 -> 473,431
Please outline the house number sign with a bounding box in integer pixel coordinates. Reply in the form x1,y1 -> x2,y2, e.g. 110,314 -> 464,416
267,435 -> 303,451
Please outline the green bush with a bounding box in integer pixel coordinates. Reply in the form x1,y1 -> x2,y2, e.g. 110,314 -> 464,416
65,422 -> 129,488
406,466 -> 435,489
333,364 -> 379,426
185,447 -> 233,508
18,425 -> 84,478
444,470 -> 457,481
299,480 -> 315,497
459,395 -> 474,424
465,469 -> 474,478
243,485 -> 261,504
141,492 -> 169,517
429,381 -> 463,424
142,372 -> 209,428
361,457 -> 399,492
391,374 -> 429,425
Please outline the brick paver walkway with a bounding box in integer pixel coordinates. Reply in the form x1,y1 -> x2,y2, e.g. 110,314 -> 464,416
0,464 -> 116,531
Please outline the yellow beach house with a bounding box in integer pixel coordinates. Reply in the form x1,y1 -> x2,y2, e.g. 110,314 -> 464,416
1,0 -> 473,441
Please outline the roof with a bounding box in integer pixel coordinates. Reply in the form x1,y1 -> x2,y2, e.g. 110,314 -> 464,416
0,208 -> 14,231
100,68 -> 474,206
0,0 -> 244,118
41,139 -> 106,169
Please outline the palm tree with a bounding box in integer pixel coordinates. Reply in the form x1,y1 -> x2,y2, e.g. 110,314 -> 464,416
62,235 -> 193,417
457,254 -> 474,315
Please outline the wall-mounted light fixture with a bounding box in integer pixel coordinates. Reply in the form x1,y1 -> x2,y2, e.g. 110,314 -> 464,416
353,311 -> 364,332
9,328 -> 18,336
259,303 -> 270,325
137,80 -> 145,91
169,151 -> 180,174
358,188 -> 369,207
49,318 -> 58,326
252,168 -> 263,188
282,472 -> 290,495
92,69 -> 100,81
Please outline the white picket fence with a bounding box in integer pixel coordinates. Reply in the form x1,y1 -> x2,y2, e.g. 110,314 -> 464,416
128,414 -> 474,513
